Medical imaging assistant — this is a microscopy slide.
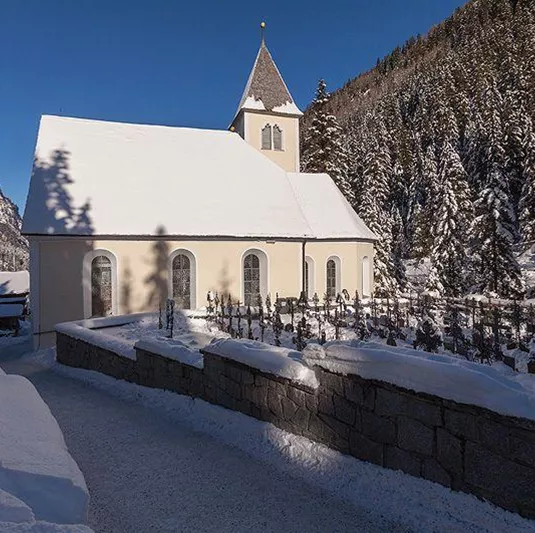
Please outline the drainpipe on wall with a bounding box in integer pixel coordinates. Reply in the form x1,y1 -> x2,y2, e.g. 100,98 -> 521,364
301,240 -> 307,298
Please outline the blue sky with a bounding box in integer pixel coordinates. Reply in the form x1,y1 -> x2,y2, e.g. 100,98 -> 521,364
0,0 -> 467,211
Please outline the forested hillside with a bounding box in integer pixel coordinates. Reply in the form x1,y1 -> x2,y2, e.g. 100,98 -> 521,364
0,188 -> 28,271
301,0 -> 535,299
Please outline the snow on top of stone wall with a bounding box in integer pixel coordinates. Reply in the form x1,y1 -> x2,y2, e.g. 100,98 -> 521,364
205,338 -> 319,389
55,321 -> 137,360
304,341 -> 535,421
134,333 -> 211,369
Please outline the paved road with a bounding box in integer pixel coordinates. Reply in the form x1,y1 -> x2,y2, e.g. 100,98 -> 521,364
1,351 -> 406,533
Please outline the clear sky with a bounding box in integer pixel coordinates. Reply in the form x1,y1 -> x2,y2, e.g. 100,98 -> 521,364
0,0 -> 467,211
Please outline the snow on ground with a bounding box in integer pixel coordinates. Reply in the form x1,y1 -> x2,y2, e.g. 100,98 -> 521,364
304,341 -> 535,421
206,338 -> 319,388
0,373 -> 89,525
0,272 -> 29,296
3,346 -> 531,533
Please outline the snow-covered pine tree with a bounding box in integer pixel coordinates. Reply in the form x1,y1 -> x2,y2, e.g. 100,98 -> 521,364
472,161 -> 524,298
358,138 -> 398,296
426,141 -> 473,296
301,79 -> 355,203
470,78 -> 524,298
519,122 -> 535,247
413,145 -> 440,259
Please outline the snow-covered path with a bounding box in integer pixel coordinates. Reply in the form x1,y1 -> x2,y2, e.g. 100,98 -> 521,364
1,343 -> 534,533
1,354 -> 403,533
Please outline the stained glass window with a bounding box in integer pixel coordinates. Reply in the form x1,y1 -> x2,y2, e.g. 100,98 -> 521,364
91,255 -> 112,317
326,259 -> 337,298
172,254 -> 191,309
244,253 -> 260,306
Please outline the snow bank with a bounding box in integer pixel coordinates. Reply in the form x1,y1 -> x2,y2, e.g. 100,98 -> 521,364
304,341 -> 535,421
0,374 -> 89,524
0,272 -> 29,296
135,332 -> 211,369
206,338 -> 318,389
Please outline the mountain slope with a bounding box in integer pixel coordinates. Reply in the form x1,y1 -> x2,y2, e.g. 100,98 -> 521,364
301,0 -> 535,298
0,188 -> 28,271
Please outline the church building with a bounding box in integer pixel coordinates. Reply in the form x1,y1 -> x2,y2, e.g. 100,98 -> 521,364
22,31 -> 376,347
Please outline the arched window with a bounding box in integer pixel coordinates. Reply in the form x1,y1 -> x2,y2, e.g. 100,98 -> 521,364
326,259 -> 337,299
304,256 -> 315,299
168,249 -> 197,310
91,255 -> 112,317
261,124 -> 272,150
243,253 -> 260,306
362,256 -> 371,297
172,254 -> 191,309
273,125 -> 283,151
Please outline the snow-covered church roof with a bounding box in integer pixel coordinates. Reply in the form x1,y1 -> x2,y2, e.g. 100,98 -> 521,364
22,115 -> 376,241
234,41 -> 303,120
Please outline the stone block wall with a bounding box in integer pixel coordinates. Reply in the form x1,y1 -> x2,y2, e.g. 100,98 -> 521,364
56,332 -> 535,518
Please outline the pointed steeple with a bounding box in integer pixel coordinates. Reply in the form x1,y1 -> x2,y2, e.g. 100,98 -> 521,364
233,27 -> 302,120
231,24 -> 302,173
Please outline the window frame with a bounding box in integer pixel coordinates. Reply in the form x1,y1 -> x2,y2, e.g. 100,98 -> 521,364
83,249 -> 118,319
273,124 -> 283,151
241,248 -> 269,307
326,255 -> 341,299
168,249 -> 197,310
261,124 -> 272,150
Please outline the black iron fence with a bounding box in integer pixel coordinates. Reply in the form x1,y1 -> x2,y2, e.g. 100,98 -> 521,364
203,290 -> 535,372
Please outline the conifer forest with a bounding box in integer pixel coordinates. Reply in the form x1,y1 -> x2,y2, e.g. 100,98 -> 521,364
301,0 -> 535,300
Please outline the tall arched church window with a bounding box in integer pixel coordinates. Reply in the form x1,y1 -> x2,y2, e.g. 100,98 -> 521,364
304,261 -> 309,297
91,255 -> 112,317
244,253 -> 261,306
362,256 -> 371,297
261,124 -> 272,150
172,254 -> 191,309
326,259 -> 337,299
273,125 -> 283,151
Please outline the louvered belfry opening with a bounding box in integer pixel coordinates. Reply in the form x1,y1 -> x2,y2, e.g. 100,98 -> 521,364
91,255 -> 112,317
326,259 -> 337,298
261,124 -> 272,150
273,125 -> 282,150
172,254 -> 191,309
244,253 -> 260,306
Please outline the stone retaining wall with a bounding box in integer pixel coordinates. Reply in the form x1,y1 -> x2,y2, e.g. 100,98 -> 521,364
56,331 -> 535,518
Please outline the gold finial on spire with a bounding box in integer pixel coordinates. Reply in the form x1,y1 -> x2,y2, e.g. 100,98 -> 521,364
260,21 -> 266,44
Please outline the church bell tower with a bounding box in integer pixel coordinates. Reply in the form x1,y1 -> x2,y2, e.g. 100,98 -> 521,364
230,23 -> 302,173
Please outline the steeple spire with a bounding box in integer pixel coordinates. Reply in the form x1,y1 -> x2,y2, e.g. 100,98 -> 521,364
230,25 -> 302,173
232,29 -> 302,120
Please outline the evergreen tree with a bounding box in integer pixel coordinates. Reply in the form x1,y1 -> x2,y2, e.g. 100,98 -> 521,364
519,123 -> 535,246
301,80 -> 355,203
472,162 -> 524,298
413,145 -> 440,259
426,141 -> 473,296
358,139 -> 398,296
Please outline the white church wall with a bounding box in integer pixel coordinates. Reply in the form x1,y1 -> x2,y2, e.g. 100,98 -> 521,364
305,241 -> 374,299
31,237 -> 372,345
